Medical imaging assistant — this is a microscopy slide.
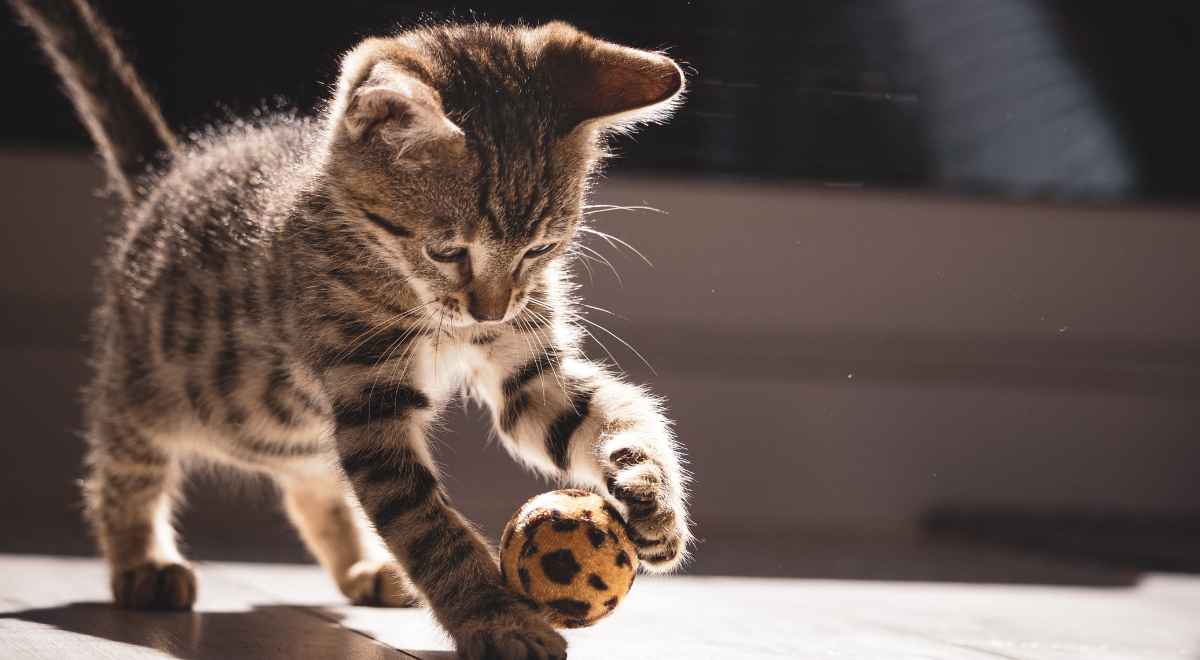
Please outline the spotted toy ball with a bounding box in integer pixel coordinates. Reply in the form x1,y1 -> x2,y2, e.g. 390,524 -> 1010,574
500,489 -> 638,628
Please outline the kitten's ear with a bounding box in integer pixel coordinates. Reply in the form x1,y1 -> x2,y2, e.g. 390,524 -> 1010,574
533,22 -> 685,131
343,62 -> 462,145
334,44 -> 462,148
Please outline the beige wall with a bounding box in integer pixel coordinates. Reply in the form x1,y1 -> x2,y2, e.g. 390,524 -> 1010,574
2,150 -> 1197,557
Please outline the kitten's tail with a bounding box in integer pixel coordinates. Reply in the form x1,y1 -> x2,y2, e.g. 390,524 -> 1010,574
10,0 -> 177,202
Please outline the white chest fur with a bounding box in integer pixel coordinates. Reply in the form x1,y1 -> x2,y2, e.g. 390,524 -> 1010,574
415,333 -> 513,407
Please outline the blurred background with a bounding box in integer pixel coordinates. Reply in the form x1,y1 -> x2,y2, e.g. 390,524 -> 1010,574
1,0 -> 1198,585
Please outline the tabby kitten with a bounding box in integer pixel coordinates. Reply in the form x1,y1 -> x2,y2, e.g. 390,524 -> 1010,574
14,0 -> 690,657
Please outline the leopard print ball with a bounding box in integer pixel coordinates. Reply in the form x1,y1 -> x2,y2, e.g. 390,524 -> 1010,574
500,489 -> 638,628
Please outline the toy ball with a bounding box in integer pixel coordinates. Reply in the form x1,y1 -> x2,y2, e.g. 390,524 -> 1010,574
500,489 -> 638,628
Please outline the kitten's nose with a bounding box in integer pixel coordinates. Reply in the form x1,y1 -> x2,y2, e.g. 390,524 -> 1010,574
466,285 -> 511,322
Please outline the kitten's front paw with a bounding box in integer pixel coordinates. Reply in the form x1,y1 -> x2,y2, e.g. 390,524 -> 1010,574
453,587 -> 567,660
458,625 -> 567,660
112,561 -> 197,611
605,448 -> 690,572
342,560 -> 421,608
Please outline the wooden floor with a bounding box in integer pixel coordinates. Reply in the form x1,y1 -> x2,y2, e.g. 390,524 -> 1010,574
1,555 -> 1198,659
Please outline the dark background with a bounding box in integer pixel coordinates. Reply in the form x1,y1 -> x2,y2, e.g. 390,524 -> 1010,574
2,1 -> 1199,584
5,0 -> 1200,200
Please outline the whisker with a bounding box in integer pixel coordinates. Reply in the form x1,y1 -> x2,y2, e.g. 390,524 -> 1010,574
567,247 -> 596,284
391,324 -> 427,386
432,306 -> 447,383
386,311 -> 432,380
534,300 -> 624,373
362,307 -> 434,427
329,300 -> 434,366
575,243 -> 623,286
574,317 -> 623,372
578,226 -> 654,267
520,305 -> 569,400
579,302 -> 624,319
571,313 -> 657,376
512,313 -> 548,405
581,204 -> 666,216
366,306 -> 432,416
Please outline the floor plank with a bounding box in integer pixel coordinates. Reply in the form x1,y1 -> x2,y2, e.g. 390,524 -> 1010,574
2,554 -> 1198,659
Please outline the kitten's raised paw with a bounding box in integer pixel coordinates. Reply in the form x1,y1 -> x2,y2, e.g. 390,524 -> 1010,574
605,456 -> 689,572
628,519 -> 686,572
112,562 -> 196,611
343,560 -> 420,607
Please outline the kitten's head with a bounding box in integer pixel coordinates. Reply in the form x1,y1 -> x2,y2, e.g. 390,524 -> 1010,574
317,22 -> 683,327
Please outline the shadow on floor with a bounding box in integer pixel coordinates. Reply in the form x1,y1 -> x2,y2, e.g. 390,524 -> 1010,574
0,602 -> 453,660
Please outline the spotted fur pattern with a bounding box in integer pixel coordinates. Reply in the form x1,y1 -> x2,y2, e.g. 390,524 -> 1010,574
16,3 -> 691,658
500,490 -> 639,629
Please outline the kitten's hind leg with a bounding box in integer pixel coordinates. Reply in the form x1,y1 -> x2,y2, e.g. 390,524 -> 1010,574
84,422 -> 195,611
278,468 -> 419,607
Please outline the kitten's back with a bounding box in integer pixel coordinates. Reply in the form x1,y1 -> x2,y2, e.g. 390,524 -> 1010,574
111,117 -> 319,303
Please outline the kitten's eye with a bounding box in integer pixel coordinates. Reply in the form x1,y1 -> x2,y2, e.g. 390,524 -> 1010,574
427,245 -> 468,263
524,243 -> 557,259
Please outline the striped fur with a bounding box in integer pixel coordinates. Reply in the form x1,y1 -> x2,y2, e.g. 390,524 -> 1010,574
18,7 -> 689,659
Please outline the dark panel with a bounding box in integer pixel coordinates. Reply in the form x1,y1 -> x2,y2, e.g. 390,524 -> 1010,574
3,1 -> 1198,200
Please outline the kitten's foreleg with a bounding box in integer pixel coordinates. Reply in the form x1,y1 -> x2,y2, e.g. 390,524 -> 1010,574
585,374 -> 691,571
490,352 -> 691,572
332,400 -> 566,660
84,422 -> 195,610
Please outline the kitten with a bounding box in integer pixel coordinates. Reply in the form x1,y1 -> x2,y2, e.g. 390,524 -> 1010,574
13,0 -> 691,657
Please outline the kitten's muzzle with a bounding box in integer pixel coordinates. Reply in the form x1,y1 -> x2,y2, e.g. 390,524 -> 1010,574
464,283 -> 513,323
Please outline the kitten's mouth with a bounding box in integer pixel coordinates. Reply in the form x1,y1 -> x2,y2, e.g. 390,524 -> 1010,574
435,305 -> 471,328
435,299 -> 490,329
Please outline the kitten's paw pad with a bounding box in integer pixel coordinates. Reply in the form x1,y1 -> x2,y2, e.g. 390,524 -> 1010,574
605,460 -> 668,519
622,503 -> 687,571
459,625 -> 567,660
112,562 -> 197,611
343,560 -> 420,608
631,525 -> 686,571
